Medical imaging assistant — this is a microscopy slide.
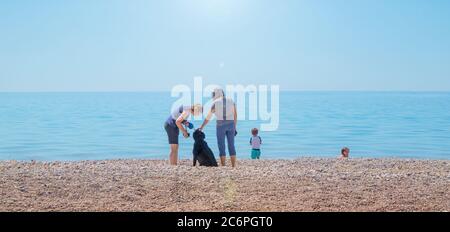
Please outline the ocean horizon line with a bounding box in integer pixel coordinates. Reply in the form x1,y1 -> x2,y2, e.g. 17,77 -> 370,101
1,90 -> 450,94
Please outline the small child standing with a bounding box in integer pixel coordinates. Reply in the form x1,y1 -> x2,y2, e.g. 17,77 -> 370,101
250,128 -> 262,159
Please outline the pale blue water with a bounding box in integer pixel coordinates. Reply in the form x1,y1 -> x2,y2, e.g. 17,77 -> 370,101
1,92 -> 449,160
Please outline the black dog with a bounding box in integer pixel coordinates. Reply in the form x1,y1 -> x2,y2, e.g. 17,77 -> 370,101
192,129 -> 218,167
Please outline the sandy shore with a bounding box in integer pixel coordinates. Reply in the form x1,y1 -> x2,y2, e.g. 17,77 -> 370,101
0,158 -> 448,212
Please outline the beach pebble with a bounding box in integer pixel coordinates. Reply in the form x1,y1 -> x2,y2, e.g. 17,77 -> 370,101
0,158 -> 448,212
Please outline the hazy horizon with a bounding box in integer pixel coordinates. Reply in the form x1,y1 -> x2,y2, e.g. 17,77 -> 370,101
2,90 -> 450,93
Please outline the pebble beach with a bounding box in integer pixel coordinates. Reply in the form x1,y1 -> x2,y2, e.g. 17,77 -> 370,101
0,158 -> 448,212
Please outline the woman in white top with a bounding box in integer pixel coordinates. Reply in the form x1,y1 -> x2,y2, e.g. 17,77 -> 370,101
164,104 -> 202,165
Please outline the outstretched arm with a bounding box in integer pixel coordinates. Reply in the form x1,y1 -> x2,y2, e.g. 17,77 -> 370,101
199,109 -> 213,130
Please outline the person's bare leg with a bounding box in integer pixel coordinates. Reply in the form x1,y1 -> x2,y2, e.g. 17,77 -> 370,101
169,144 -> 179,165
230,155 -> 236,168
220,156 -> 226,166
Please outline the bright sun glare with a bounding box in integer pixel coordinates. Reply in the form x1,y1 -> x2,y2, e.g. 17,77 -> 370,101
191,0 -> 245,19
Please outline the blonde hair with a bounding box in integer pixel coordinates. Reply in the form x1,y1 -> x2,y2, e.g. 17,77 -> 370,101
191,104 -> 203,115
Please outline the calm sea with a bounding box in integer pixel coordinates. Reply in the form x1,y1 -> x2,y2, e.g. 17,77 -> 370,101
1,92 -> 449,160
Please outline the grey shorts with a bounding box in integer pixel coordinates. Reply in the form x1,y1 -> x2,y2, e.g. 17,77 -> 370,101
164,122 -> 179,144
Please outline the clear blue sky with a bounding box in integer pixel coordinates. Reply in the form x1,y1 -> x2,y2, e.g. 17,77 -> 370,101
1,0 -> 449,91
